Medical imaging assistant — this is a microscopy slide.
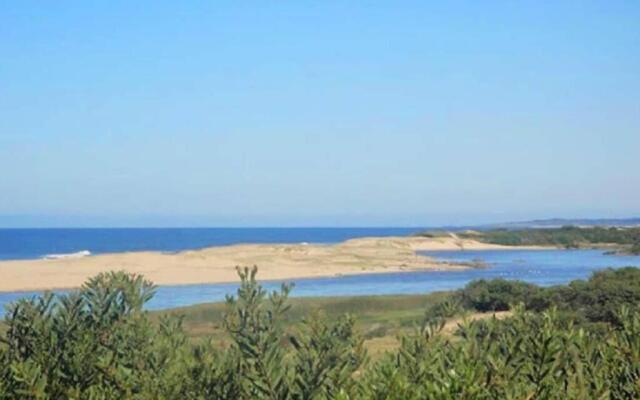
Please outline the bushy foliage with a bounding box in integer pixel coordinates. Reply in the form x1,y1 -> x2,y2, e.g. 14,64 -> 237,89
550,267 -> 640,326
360,305 -> 640,399
456,279 -> 539,312
0,271 -> 195,399
423,298 -> 463,320
456,226 -> 640,249
456,267 -> 640,328
1,267 -> 639,399
0,268 -> 365,399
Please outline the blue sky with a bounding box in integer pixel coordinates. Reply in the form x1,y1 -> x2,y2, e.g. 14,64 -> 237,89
1,1 -> 639,227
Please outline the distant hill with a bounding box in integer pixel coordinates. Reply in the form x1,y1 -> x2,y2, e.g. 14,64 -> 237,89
485,218 -> 640,230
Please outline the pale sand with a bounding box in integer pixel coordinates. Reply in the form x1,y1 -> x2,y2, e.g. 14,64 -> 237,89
0,236 -> 540,293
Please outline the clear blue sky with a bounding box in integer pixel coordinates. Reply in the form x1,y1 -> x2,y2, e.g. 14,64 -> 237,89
1,1 -> 639,227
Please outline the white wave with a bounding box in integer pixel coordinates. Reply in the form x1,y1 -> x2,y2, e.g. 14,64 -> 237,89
43,250 -> 92,260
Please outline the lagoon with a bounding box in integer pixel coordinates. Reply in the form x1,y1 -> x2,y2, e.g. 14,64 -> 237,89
2,248 -> 639,315
145,249 -> 640,309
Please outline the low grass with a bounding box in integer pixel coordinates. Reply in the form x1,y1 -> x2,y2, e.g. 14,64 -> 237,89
153,292 -> 451,357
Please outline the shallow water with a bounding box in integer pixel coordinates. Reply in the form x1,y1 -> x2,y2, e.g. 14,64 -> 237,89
2,249 -> 638,315
145,249 -> 640,309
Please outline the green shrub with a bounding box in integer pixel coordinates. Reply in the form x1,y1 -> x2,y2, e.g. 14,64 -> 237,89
423,298 -> 463,320
0,267 -> 366,399
456,278 -> 540,312
551,267 -> 640,326
458,226 -> 640,248
456,267 -> 640,328
1,267 -> 640,399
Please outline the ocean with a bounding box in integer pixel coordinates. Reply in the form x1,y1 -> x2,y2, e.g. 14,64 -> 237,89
0,227 -> 423,261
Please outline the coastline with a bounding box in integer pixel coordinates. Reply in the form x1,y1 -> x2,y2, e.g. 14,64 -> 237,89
0,236 -> 549,293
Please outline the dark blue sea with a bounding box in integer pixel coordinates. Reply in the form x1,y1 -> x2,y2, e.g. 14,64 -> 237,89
0,228 -> 423,261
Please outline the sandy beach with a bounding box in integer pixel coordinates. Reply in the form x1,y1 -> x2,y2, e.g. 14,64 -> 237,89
0,236 -> 537,293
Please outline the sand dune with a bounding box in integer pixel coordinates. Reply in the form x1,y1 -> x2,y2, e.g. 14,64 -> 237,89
0,236 -> 529,292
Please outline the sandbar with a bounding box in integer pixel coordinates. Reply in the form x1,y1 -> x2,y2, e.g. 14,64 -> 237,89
0,236 -> 542,293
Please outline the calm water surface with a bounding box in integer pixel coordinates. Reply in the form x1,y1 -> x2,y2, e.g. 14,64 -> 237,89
2,249 -> 639,314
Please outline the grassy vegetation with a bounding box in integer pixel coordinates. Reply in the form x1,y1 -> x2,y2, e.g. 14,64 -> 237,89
155,266 -> 638,350
1,267 -> 640,399
156,292 -> 450,357
421,225 -> 640,253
